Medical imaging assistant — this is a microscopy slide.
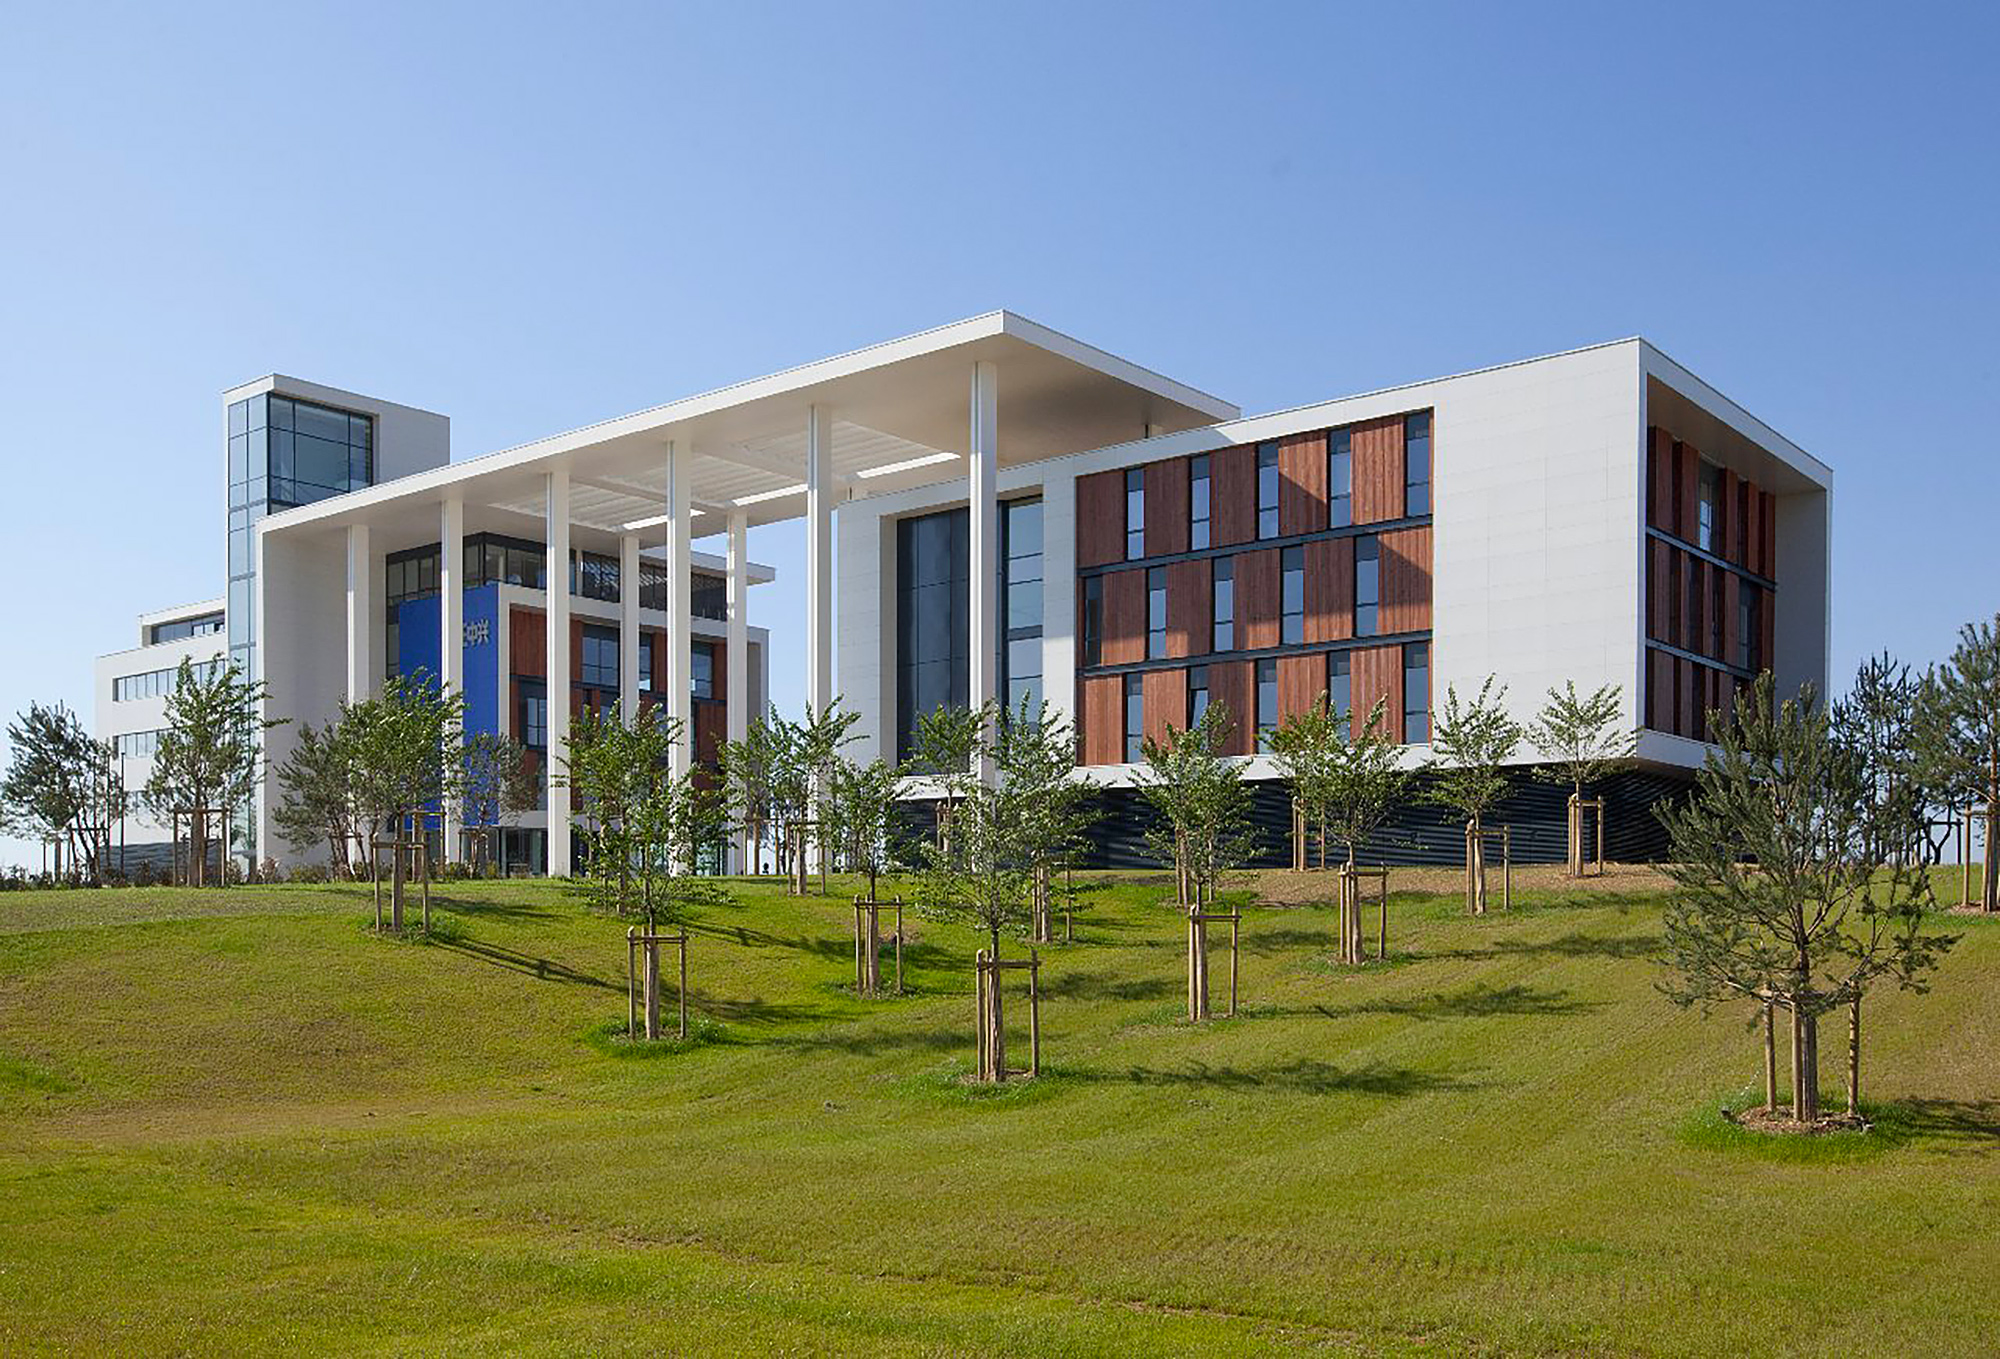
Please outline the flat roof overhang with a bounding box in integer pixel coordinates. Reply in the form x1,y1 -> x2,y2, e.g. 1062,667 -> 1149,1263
256,311 -> 1237,555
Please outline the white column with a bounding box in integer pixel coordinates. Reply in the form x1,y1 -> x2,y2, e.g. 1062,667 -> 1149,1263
806,404 -> 834,719
1040,470 -> 1077,729
619,531 -> 641,725
726,510 -> 750,872
439,495 -> 464,863
665,440 -> 693,782
546,467 -> 571,878
969,361 -> 998,778
344,523 -> 374,703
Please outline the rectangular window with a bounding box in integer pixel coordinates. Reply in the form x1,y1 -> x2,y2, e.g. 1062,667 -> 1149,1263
1405,412 -> 1432,516
1404,643 -> 1430,743
1124,673 -> 1144,762
1256,658 -> 1278,751
1256,441 -> 1279,539
1000,497 -> 1045,714
1188,664 -> 1210,729
1328,429 -> 1352,528
1329,652 -> 1351,727
147,613 -> 225,645
639,637 -> 653,692
580,626 -> 619,689
1125,468 -> 1145,561
1697,461 -> 1720,552
1281,546 -> 1304,645
1211,557 -> 1234,652
1082,575 -> 1103,667
896,508 -> 970,764
691,641 -> 715,700
1146,567 -> 1167,659
1355,536 -> 1380,636
1740,584 -> 1761,672
519,682 -> 548,749
1189,455 -> 1211,550
577,550 -> 620,602
690,573 -> 727,621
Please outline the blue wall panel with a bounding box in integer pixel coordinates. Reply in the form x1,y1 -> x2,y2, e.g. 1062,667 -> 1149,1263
461,585 -> 501,737
397,595 -> 441,685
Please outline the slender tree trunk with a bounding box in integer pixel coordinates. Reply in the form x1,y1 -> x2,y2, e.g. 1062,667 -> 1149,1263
1791,1002 -> 1820,1123
1985,774 -> 1999,913
1763,1000 -> 1777,1112
1847,994 -> 1861,1117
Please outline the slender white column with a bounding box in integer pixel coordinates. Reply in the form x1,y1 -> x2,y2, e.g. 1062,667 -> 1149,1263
726,510 -> 750,872
619,531 -> 641,725
806,405 -> 833,719
344,523 -> 374,703
665,440 -> 693,782
969,361 -> 998,779
439,495 -> 464,863
546,467 -> 572,878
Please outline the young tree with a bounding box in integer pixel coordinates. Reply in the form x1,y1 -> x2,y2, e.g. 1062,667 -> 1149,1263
827,754 -> 901,900
719,714 -> 783,874
272,720 -> 360,876
996,696 -> 1096,943
1915,618 -> 2000,912
1268,693 -> 1343,873
1525,681 -> 1635,875
560,707 -> 662,915
1136,701 -> 1258,1019
911,730 -> 1036,1079
461,731 -> 538,876
1293,697 -> 1409,963
796,700 -> 860,889
1837,654 -> 1934,872
144,659 -> 276,887
1,702 -> 116,885
1425,677 -> 1522,915
1658,674 -> 1955,1126
903,702 -> 987,853
345,672 -> 464,927
626,713 -> 731,932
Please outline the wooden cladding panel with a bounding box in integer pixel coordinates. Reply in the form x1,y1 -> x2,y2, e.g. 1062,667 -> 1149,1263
1277,653 -> 1326,723
1100,568 -> 1146,665
1207,660 -> 1255,756
1350,645 -> 1403,744
1165,559 -> 1209,659
1236,548 -> 1282,651
1646,539 -> 1671,643
1676,443 -> 1698,542
510,607 -> 546,678
1080,675 -> 1122,765
1378,526 -> 1433,635
1305,536 -> 1353,643
1278,431 -> 1328,537
1351,416 -> 1405,524
1679,656 -> 1699,740
1211,443 -> 1257,546
1723,572 -> 1741,665
1144,457 -> 1190,559
1719,468 -> 1743,567
1142,668 -> 1187,750
1760,493 -> 1777,579
1648,428 -> 1675,532
693,700 -> 725,767
1077,470 -> 1125,568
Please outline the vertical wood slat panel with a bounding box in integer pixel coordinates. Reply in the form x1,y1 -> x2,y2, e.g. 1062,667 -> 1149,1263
1678,657 -> 1699,740
1723,571 -> 1741,668
1236,548 -> 1282,650
1350,645 -> 1404,744
1278,431 -> 1328,537
1761,492 -> 1777,579
1378,525 -> 1433,635
1165,559 -> 1209,659
1647,540 -> 1670,643
1648,428 -> 1675,532
1719,467 -> 1742,566
511,607 -> 546,678
1100,568 -> 1146,665
1744,482 -> 1763,576
1080,675 -> 1122,765
1277,653 -> 1325,723
1676,441 -> 1698,542
1305,536 -> 1354,642
1144,457 -> 1190,559
1142,668 -> 1187,750
1207,660 -> 1254,756
1211,443 -> 1257,546
1076,470 -> 1125,568
1351,416 -> 1405,524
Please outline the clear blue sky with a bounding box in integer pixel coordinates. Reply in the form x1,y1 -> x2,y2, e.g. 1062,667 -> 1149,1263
1,3 -> 1993,863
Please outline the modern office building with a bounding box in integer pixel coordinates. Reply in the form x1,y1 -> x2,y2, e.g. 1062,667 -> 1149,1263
95,312 -> 1828,873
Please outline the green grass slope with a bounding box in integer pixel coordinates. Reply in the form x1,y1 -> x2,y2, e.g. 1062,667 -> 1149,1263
0,873 -> 1994,1356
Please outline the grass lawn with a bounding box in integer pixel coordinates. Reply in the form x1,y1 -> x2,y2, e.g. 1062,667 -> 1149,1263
0,868 -> 1994,1356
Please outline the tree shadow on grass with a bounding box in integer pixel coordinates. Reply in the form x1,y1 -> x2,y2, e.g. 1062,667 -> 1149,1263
427,892 -> 560,921
1038,969 -> 1178,1002
1313,982 -> 1600,1022
429,935 -> 619,990
1882,1097 -> 2000,1154
769,1023 -> 968,1057
1241,926 -> 1339,955
1427,931 -> 1660,963
1079,1057 -> 1482,1097
683,991 -> 841,1028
